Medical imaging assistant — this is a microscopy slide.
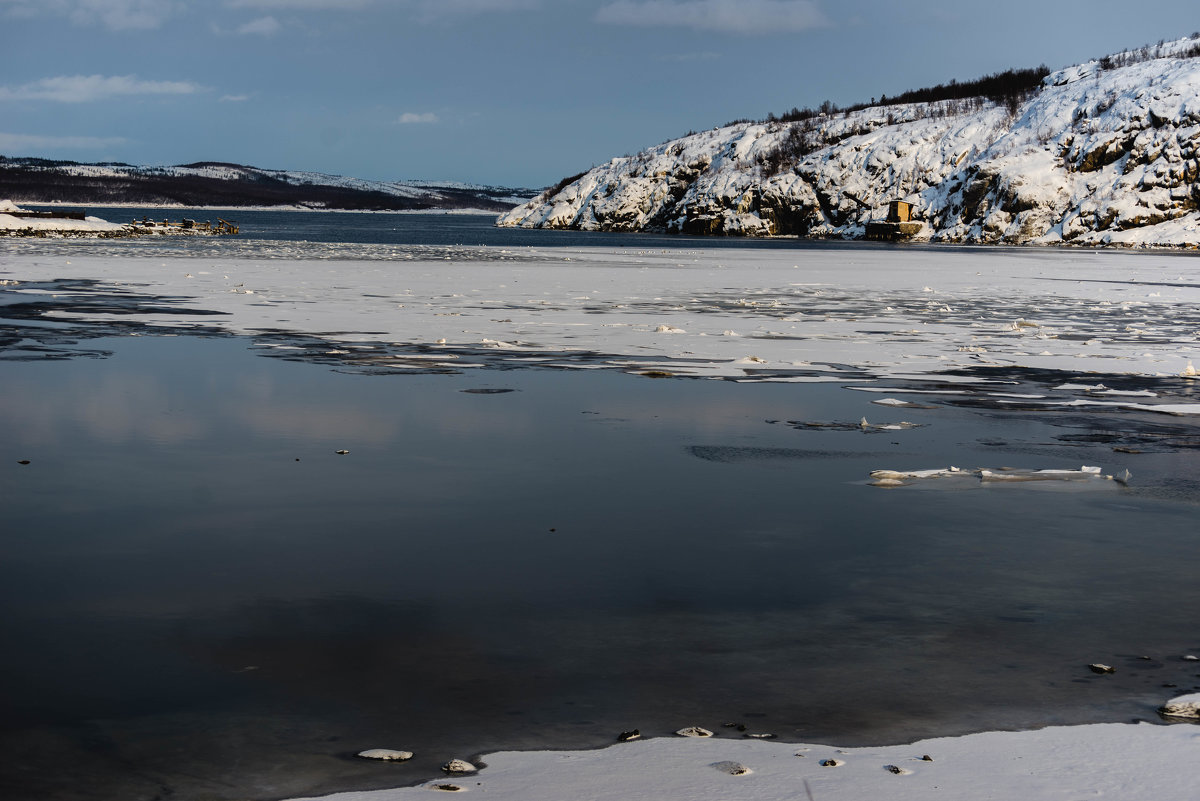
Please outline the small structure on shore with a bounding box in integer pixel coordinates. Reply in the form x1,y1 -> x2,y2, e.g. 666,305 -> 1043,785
865,200 -> 922,241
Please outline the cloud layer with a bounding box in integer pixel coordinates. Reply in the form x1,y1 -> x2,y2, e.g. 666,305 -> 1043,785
397,112 -> 439,124
596,0 -> 828,34
0,0 -> 183,30
0,131 -> 127,150
0,75 -> 206,103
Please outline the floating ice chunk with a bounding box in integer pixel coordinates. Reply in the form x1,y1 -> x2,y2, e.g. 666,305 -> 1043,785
655,325 -> 686,334
1183,361 -> 1198,378
870,467 -> 964,481
1096,389 -> 1157,397
442,759 -> 477,774
358,749 -> 413,761
871,465 -> 1117,487
979,466 -> 1104,482
870,478 -> 906,487
676,726 -> 714,738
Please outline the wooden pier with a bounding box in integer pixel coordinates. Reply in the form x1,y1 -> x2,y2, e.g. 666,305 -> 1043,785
129,216 -> 240,235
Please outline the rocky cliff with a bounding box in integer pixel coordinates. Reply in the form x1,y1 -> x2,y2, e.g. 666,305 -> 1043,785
499,37 -> 1200,247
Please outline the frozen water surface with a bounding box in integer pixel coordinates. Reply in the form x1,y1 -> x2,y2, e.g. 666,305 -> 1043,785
2,212 -> 1200,801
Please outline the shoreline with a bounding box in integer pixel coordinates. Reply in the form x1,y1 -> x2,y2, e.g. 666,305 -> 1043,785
11,200 -> 509,215
5,201 -> 1200,248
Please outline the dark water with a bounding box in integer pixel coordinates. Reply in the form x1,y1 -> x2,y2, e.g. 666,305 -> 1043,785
2,336 -> 1200,801
2,213 -> 1200,801
21,204 -> 880,251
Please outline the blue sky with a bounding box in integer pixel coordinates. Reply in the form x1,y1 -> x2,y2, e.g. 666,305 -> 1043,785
0,0 -> 1194,187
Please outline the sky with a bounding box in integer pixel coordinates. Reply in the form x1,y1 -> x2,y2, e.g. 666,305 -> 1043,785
0,1 -> 1195,188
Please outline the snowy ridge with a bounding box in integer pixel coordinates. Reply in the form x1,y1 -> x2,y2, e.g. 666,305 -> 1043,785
0,158 -> 537,210
499,36 -> 1200,246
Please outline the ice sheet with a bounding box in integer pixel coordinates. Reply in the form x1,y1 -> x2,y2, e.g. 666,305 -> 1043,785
3,245 -> 1199,386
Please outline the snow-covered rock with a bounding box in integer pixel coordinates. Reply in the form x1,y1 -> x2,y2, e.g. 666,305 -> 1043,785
499,36 -> 1200,247
1158,692 -> 1200,719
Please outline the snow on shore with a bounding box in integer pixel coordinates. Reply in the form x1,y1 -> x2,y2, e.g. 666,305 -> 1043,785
0,199 -> 126,234
293,717 -> 1200,801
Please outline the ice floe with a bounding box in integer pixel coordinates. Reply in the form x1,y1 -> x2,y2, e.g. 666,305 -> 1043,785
3,246 -> 1199,382
357,749 -> 413,762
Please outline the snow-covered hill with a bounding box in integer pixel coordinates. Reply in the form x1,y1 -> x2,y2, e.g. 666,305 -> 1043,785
0,158 -> 537,211
499,36 -> 1200,247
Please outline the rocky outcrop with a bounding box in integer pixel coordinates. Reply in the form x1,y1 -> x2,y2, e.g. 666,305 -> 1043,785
499,37 -> 1200,247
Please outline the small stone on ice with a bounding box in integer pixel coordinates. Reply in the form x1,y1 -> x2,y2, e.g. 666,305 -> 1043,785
617,729 -> 641,742
885,764 -> 911,775
711,761 -> 751,775
357,749 -> 413,761
820,759 -> 844,767
442,759 -> 477,774
676,726 -> 714,737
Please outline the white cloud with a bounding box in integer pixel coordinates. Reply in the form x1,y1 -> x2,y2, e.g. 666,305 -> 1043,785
223,0 -> 538,19
397,112 -> 438,124
0,0 -> 183,30
220,94 -> 252,102
236,14 -> 280,34
224,0 -> 370,8
0,75 -> 206,103
411,0 -> 538,18
0,131 -> 128,151
596,0 -> 829,34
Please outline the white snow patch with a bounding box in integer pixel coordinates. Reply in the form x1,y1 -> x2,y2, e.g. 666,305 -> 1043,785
284,722 -> 1200,801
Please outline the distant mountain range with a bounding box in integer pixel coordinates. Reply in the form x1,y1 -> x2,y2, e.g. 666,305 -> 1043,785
0,157 -> 538,212
500,34 -> 1200,247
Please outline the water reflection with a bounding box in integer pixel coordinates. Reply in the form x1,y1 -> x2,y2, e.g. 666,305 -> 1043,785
2,334 -> 1200,801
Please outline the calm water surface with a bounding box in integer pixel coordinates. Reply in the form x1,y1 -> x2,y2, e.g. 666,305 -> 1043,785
2,213 -> 1199,801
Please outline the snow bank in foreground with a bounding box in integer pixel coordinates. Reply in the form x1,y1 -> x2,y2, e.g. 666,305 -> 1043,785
290,718 -> 1200,801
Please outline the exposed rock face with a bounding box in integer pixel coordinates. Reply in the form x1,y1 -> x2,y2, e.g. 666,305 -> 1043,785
499,38 -> 1200,247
